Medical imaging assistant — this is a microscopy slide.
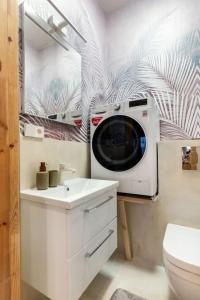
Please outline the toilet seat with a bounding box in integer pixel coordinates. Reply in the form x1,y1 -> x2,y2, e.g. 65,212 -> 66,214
163,224 -> 200,277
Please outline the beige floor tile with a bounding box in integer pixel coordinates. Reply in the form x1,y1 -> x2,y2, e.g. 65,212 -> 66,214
80,254 -> 177,300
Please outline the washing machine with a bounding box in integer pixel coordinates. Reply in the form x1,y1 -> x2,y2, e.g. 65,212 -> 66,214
90,97 -> 160,197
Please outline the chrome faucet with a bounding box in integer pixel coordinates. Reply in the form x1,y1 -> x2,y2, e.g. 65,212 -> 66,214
59,163 -> 76,185
64,182 -> 70,191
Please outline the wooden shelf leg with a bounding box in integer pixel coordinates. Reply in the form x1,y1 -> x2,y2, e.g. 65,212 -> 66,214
118,200 -> 133,260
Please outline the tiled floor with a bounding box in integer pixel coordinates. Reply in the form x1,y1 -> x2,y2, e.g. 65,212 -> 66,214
80,254 -> 177,300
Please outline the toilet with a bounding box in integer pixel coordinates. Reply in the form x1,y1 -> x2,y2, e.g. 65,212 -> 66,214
163,224 -> 200,300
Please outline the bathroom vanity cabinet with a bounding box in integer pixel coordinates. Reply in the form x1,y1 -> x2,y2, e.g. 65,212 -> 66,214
21,179 -> 118,300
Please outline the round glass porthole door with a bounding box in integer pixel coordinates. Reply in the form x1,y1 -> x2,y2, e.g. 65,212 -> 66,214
92,115 -> 146,172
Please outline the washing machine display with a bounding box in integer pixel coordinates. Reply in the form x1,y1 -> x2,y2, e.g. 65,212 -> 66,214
92,115 -> 146,172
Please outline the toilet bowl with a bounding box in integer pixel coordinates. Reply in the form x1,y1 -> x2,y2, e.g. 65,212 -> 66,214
163,224 -> 200,300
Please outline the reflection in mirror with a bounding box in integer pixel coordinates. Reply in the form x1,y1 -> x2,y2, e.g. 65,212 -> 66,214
182,146 -> 200,170
20,0 -> 84,126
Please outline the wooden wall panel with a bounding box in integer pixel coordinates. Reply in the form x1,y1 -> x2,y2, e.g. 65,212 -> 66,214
0,1 -> 20,299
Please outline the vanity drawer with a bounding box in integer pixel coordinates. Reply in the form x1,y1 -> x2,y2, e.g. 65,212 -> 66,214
66,189 -> 117,257
21,191 -> 117,300
68,218 -> 117,300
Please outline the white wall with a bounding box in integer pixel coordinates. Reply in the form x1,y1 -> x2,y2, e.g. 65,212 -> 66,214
20,136 -> 90,189
83,0 -> 107,55
107,0 -> 200,67
118,140 -> 200,265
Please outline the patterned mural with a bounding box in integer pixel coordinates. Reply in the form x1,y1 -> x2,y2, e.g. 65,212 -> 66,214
24,41 -> 81,117
20,0 -> 200,142
20,0 -> 106,143
105,2 -> 200,140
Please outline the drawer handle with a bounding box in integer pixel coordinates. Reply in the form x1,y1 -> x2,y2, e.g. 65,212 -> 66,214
85,229 -> 114,258
84,196 -> 114,213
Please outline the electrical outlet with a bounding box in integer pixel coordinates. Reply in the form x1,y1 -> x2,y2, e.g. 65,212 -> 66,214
24,124 -> 44,139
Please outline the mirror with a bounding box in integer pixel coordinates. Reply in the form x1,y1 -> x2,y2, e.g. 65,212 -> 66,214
20,0 -> 84,126
182,146 -> 200,170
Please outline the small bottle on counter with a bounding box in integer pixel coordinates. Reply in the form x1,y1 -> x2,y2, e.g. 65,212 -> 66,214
49,170 -> 58,187
36,162 -> 49,190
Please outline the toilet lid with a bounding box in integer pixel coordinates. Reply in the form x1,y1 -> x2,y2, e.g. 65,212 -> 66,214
163,224 -> 200,275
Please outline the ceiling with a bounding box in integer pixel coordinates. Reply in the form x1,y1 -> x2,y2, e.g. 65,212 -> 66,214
97,0 -> 130,13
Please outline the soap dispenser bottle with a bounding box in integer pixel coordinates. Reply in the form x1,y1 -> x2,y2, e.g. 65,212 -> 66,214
36,162 -> 49,190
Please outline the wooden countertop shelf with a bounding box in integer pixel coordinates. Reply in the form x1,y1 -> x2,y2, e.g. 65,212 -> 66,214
117,194 -> 159,261
118,194 -> 158,204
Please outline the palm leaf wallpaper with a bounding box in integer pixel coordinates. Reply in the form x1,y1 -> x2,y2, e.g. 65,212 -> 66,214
105,3 -> 200,140
20,0 -> 200,142
20,0 -> 106,142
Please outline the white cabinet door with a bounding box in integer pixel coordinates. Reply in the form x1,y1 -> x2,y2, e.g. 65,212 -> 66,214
66,189 -> 117,257
21,189 -> 118,300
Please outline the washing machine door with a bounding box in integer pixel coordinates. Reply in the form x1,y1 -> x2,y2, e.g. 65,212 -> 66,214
92,115 -> 146,172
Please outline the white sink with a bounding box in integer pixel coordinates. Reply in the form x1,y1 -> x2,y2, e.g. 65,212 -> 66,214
20,178 -> 119,209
